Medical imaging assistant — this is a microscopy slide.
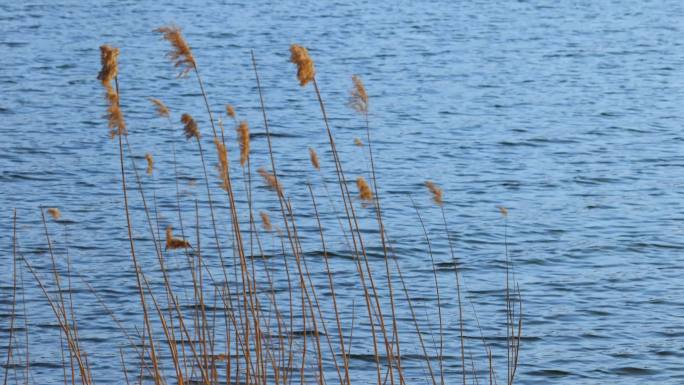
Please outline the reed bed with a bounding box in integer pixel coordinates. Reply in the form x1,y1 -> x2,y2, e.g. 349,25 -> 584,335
2,26 -> 522,385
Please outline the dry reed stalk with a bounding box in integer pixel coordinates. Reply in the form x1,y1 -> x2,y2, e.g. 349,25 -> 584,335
236,121 -> 250,167
165,226 -> 191,250
289,44 -> 315,86
3,211 -> 18,385
425,181 -> 443,206
149,98 -> 170,118
356,176 -> 373,201
145,153 -> 154,175
155,25 -> 196,76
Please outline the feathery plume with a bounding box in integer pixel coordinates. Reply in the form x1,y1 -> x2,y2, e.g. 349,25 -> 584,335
258,167 -> 283,195
260,211 -> 272,231
308,147 -> 320,171
165,226 -> 191,250
497,206 -> 508,218
349,75 -> 368,114
97,45 -> 119,85
155,25 -> 196,76
214,138 -> 229,191
424,180 -> 443,206
181,113 -> 200,140
236,121 -> 250,167
226,104 -> 236,119
289,44 -> 315,86
356,177 -> 373,202
98,45 -> 126,138
145,153 -> 154,175
47,208 -> 61,220
149,98 -> 170,118
354,137 -> 363,147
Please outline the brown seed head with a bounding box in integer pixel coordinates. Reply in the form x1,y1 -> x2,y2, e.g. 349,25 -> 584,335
356,177 -> 373,202
214,138 -> 229,191
155,25 -> 196,76
150,98 -> 170,118
497,206 -> 509,217
349,75 -> 369,114
47,208 -> 61,220
97,45 -> 119,85
181,113 -> 200,140
424,180 -> 443,206
260,211 -> 272,231
145,153 -> 154,175
289,44 -> 315,86
226,104 -> 236,119
258,167 -> 283,195
236,121 -> 250,167
308,147 -> 320,171
354,137 -> 363,147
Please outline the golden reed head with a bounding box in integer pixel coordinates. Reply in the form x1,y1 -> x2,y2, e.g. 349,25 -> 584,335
155,25 -> 196,76
150,98 -> 170,118
145,153 -> 154,175
308,147 -> 320,171
47,208 -> 61,220
226,104 -> 236,119
97,45 -> 119,85
356,177 -> 373,202
289,44 -> 315,86
424,180 -> 443,206
181,113 -> 200,139
98,45 -> 126,138
214,138 -> 229,191
349,75 -> 368,114
236,121 -> 250,167
260,211 -> 272,231
258,168 -> 283,195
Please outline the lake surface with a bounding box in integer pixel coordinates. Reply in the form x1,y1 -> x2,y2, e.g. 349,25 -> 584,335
1,1 -> 684,384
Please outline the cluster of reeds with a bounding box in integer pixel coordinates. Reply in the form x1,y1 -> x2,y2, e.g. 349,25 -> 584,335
2,25 -> 522,385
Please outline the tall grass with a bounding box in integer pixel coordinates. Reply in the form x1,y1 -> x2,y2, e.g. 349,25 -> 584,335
2,26 -> 522,385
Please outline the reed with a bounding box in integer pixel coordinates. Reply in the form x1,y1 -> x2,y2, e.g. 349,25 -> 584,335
5,28 -> 523,385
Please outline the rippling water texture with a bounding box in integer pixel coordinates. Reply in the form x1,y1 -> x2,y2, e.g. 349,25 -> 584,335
2,1 -> 684,384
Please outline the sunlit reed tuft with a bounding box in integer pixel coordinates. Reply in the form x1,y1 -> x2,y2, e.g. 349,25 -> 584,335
309,147 -> 320,171
226,104 -> 236,119
145,153 -> 154,175
47,208 -> 61,220
149,98 -> 170,118
354,137 -> 363,147
260,211 -> 272,231
258,167 -> 283,195
165,226 -> 191,250
349,75 -> 368,114
289,44 -> 315,86
181,113 -> 200,140
424,180 -> 443,206
155,25 -> 196,76
236,121 -> 250,167
356,176 -> 373,202
97,45 -> 119,85
98,45 -> 126,138
214,138 -> 229,191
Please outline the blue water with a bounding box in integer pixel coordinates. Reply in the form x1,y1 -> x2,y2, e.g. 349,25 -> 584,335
2,1 -> 684,384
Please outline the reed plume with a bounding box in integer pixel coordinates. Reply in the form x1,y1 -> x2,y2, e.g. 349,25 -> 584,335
181,113 -> 200,140
236,121 -> 250,167
149,98 -> 170,118
498,206 -> 509,217
349,75 -> 368,114
308,147 -> 320,171
214,138 -> 229,191
145,153 -> 154,175
46,208 -> 61,220
258,167 -> 283,195
165,226 -> 191,250
289,44 -> 315,86
356,176 -> 373,202
424,180 -> 443,206
226,104 -> 236,119
260,211 -> 272,231
98,45 -> 126,138
354,137 -> 363,147
155,25 -> 196,76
